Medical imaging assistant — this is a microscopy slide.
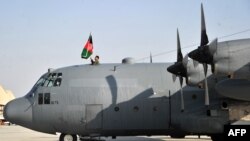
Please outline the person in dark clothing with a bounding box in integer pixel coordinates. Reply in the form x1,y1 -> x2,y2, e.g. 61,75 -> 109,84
91,55 -> 100,65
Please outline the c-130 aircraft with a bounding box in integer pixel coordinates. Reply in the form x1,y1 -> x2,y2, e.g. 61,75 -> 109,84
4,4 -> 250,141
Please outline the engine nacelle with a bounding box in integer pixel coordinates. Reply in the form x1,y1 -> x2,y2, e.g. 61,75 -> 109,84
213,39 -> 250,79
215,79 -> 250,101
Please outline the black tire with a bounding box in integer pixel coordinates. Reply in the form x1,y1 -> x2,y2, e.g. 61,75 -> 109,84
170,135 -> 186,138
211,134 -> 224,141
59,133 -> 77,141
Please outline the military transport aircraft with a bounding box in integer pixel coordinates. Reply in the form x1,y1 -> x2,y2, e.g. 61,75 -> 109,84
3,4 -> 250,141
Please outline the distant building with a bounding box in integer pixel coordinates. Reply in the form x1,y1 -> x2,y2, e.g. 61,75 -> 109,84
0,85 -> 15,125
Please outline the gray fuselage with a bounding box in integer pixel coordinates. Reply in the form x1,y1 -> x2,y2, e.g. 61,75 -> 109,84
4,63 -> 229,137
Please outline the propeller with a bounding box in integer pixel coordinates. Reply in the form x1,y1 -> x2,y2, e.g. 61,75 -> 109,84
167,29 -> 187,111
167,29 -> 188,78
188,4 -> 211,106
188,4 -> 214,64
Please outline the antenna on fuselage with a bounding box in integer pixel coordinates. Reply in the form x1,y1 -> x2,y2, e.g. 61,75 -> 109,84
48,68 -> 54,73
150,52 -> 153,63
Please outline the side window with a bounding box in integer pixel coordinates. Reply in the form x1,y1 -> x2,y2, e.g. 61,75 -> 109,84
44,93 -> 50,104
58,73 -> 62,77
55,73 -> 62,86
38,93 -> 43,105
54,78 -> 62,86
52,73 -> 57,78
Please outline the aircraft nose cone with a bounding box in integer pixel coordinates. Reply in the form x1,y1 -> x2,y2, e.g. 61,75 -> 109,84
4,97 -> 33,126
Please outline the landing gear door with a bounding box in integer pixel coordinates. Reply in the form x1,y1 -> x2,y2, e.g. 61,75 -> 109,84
85,104 -> 103,130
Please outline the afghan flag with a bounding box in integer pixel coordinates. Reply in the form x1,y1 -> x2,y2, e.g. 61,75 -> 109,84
81,34 -> 93,59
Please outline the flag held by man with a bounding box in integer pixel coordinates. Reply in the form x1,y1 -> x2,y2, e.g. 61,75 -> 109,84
81,34 -> 93,59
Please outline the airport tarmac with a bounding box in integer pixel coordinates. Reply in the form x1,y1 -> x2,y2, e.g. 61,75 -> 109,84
0,125 -> 212,141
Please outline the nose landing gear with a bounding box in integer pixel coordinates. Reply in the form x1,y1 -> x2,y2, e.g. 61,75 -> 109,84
59,133 -> 77,141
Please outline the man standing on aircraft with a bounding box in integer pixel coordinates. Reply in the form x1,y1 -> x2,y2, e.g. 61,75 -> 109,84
91,55 -> 100,65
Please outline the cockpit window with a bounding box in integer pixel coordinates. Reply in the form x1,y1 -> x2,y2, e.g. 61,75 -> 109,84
47,80 -> 54,87
27,76 -> 45,97
42,72 -> 63,87
34,77 -> 45,87
27,72 -> 63,98
54,78 -> 62,87
52,73 -> 57,78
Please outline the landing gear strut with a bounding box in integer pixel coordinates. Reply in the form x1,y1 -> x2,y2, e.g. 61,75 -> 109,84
59,133 -> 77,141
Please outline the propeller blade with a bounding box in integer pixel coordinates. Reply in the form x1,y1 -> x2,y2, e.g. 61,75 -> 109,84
188,3 -> 215,65
172,74 -> 177,82
182,55 -> 189,67
179,77 -> 184,112
200,3 -> 209,46
193,59 -> 199,68
203,63 -> 210,106
203,63 -> 208,76
177,29 -> 183,62
167,30 -> 187,77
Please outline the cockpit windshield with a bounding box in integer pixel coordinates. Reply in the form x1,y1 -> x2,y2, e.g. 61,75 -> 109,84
34,77 -> 45,88
41,73 -> 62,87
28,72 -> 63,96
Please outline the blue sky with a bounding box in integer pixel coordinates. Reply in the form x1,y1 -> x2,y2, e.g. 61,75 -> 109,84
0,0 -> 250,97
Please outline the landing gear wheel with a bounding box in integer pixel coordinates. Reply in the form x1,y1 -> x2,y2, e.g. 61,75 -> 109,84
170,135 -> 185,138
211,134 -> 224,141
59,133 -> 77,141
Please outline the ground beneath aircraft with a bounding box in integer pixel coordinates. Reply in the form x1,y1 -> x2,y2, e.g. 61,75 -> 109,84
0,125 -> 212,141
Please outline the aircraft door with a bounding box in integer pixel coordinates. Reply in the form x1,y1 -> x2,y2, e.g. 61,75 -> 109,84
85,104 -> 103,129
